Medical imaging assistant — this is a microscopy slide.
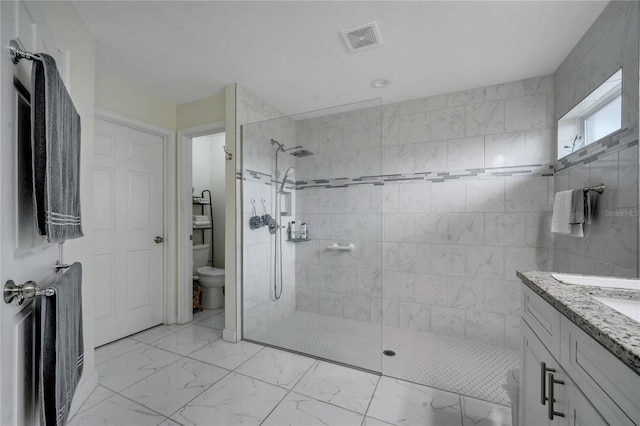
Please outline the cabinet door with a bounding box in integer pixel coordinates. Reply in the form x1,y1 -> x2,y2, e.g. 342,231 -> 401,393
566,380 -> 607,426
521,320 -> 557,426
522,320 -> 577,426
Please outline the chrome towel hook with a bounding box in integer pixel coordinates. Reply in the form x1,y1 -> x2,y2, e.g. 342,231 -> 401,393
223,146 -> 232,160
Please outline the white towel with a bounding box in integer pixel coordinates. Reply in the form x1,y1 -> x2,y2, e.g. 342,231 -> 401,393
193,215 -> 210,227
551,190 -> 584,237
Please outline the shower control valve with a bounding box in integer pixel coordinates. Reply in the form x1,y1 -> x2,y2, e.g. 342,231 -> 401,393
267,222 -> 286,235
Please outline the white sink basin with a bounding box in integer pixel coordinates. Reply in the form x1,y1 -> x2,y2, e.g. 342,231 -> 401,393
592,296 -> 640,323
552,273 -> 640,290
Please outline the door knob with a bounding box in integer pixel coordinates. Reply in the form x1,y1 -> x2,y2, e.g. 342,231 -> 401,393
154,236 -> 164,244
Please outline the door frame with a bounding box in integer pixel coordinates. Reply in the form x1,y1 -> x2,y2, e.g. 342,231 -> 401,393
94,107 -> 177,324
176,122 -> 225,325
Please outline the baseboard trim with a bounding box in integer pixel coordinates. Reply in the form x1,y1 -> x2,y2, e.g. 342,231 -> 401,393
223,328 -> 237,343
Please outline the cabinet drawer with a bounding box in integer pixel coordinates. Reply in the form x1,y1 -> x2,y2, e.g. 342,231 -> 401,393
522,285 -> 561,357
561,316 -> 639,425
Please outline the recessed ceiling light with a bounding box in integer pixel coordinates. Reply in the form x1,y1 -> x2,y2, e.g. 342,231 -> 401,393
371,78 -> 390,88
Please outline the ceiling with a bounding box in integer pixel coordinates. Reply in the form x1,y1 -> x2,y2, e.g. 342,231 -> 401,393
70,1 -> 609,116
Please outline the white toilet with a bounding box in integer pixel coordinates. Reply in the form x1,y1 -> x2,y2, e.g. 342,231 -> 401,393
193,244 -> 225,309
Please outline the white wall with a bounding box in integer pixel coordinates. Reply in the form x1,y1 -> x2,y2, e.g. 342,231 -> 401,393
209,133 -> 226,268
554,1 -> 639,278
96,73 -> 177,131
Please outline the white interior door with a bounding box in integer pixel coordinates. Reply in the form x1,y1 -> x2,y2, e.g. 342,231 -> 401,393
93,117 -> 164,347
0,2 -> 69,424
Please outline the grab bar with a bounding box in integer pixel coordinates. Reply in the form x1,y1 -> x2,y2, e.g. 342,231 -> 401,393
327,243 -> 355,251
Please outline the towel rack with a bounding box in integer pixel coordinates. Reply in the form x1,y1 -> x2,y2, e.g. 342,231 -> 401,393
8,38 -> 41,64
56,261 -> 71,271
583,183 -> 605,194
4,280 -> 55,305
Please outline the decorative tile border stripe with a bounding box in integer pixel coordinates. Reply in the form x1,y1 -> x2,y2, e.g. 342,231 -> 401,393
555,124 -> 639,173
239,164 -> 554,190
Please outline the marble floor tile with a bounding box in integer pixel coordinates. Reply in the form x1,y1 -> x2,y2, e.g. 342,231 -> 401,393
461,396 -> 512,426
67,394 -> 165,425
97,346 -> 182,392
171,372 -> 287,425
367,376 -> 463,426
130,324 -> 191,344
157,419 -> 182,426
235,346 -> 315,389
262,392 -> 364,425
68,385 -> 115,418
363,417 -> 396,426
150,324 -> 223,356
293,361 -> 379,414
193,307 -> 224,320
187,339 -> 263,370
94,337 -> 144,366
121,358 -> 229,416
193,311 -> 225,330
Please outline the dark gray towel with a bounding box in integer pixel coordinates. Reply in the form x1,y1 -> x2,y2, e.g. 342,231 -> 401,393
32,53 -> 83,243
569,189 -> 592,225
39,262 -> 84,426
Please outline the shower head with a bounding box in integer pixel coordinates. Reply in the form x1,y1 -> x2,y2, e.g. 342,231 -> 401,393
289,148 -> 314,157
279,167 -> 294,193
271,139 -> 285,152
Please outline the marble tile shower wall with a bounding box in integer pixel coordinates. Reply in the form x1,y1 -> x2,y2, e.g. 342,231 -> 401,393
553,1 -> 639,278
554,136 -> 638,277
294,76 -> 556,347
238,87 -> 298,337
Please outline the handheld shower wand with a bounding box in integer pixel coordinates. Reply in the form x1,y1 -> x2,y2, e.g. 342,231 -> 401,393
279,167 -> 294,193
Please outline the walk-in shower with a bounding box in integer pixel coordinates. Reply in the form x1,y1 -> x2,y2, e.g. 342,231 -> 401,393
242,97 -> 519,406
242,102 -> 384,375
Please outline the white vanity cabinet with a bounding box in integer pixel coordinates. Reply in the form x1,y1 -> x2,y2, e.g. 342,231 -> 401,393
520,285 -> 639,426
521,319 -> 607,425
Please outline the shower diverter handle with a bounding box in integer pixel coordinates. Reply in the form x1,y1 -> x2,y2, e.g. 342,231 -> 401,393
268,222 -> 286,235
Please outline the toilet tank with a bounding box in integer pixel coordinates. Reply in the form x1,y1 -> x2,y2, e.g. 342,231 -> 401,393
193,244 -> 210,269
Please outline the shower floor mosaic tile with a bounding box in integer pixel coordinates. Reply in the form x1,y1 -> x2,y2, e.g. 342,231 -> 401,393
382,328 -> 519,406
253,310 -> 518,406
71,309 -> 512,425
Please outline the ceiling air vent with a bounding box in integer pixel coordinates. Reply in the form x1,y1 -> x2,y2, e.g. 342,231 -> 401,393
341,21 -> 381,52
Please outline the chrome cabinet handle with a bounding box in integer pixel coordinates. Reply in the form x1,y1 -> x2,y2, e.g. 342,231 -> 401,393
547,372 -> 565,420
540,362 -> 556,405
154,236 -> 164,244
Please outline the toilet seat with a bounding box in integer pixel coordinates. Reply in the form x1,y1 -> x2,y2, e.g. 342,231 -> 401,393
196,266 -> 225,278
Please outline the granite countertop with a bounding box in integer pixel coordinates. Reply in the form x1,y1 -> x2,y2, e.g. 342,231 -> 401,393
517,270 -> 640,374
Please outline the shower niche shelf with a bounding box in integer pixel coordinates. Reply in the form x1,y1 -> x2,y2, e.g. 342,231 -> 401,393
287,237 -> 311,243
280,191 -> 292,216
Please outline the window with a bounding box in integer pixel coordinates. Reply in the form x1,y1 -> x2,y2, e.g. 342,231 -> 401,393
583,94 -> 621,144
557,68 -> 622,159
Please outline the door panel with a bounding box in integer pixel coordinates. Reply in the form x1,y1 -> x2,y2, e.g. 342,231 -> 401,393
1,2 -> 66,424
93,254 -> 116,320
93,117 -> 164,347
128,250 -> 152,310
